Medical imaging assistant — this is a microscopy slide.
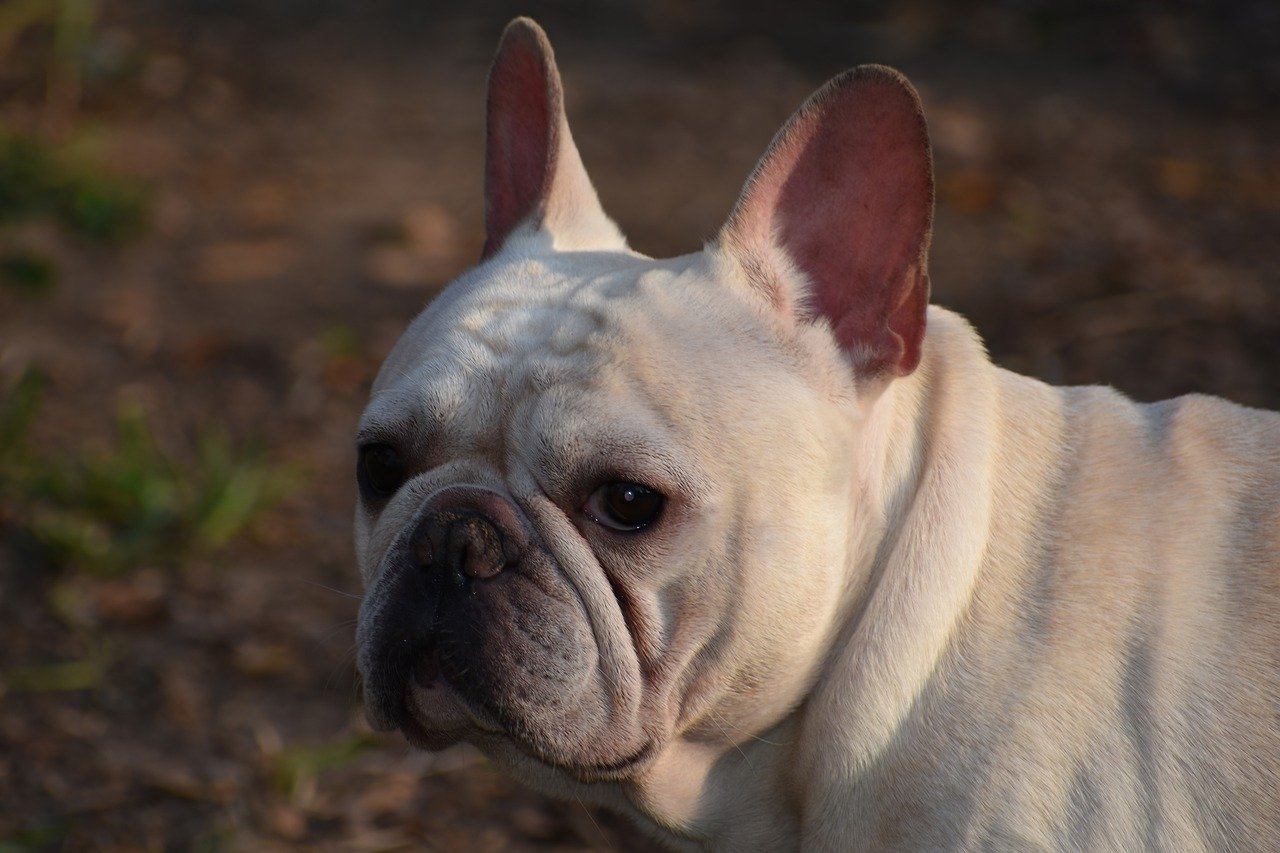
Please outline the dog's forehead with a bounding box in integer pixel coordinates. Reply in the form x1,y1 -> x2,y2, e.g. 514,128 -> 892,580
363,251 -> 709,430
449,261 -> 625,367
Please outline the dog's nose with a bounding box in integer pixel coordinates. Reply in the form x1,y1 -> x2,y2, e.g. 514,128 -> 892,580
415,506 -> 517,585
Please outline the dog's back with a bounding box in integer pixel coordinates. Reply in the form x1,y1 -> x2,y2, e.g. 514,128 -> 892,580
868,357 -> 1280,850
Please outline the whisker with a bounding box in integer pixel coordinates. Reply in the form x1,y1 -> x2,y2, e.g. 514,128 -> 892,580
707,707 -> 788,748
575,796 -> 613,850
325,643 -> 359,694
303,579 -> 364,600
706,708 -> 749,761
319,618 -> 360,645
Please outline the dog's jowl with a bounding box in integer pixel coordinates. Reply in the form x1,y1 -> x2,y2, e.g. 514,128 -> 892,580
353,17 -> 1280,852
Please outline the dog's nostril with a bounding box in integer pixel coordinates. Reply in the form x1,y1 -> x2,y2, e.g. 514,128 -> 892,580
418,508 -> 512,583
452,516 -> 506,580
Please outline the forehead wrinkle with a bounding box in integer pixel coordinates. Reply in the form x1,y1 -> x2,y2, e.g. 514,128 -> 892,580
374,251 -> 683,394
450,266 -> 642,404
369,254 -> 708,478
463,302 -> 606,363
478,264 -> 719,458
443,308 -> 616,487
455,256 -> 642,339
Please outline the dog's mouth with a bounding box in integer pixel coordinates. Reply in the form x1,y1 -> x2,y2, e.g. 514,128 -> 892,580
358,634 -> 470,751
392,657 -> 451,747
373,640 -> 659,781
358,527 -> 655,780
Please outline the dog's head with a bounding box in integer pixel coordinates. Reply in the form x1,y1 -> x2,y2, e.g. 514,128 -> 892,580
354,17 -> 933,785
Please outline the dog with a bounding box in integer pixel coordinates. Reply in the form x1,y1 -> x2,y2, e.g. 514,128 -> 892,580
354,17 -> 1280,851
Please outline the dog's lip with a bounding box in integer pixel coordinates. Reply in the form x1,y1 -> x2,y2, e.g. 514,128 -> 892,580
466,727 -> 659,783
402,672 -> 656,780
556,737 -> 658,781
396,708 -> 462,751
407,670 -> 470,717
397,676 -> 475,748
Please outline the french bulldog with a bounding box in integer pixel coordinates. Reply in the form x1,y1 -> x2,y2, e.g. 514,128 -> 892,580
354,17 -> 1280,851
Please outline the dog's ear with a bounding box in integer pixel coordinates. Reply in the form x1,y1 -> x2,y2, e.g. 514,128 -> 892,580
482,18 -> 625,258
718,66 -> 934,377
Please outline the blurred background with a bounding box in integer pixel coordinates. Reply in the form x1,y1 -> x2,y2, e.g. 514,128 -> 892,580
0,1 -> 1276,849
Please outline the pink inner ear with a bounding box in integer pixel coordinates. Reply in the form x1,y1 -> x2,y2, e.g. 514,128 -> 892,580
483,26 -> 559,258
732,68 -> 933,377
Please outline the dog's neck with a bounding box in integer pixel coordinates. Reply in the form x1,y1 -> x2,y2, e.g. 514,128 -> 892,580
792,308 -> 1004,843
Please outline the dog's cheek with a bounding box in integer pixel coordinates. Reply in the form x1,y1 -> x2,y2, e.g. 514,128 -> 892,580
438,553 -> 643,766
353,516 -> 378,585
456,575 -> 597,708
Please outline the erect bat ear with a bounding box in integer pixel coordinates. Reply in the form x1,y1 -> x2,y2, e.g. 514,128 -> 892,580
482,17 -> 625,259
718,65 -> 935,377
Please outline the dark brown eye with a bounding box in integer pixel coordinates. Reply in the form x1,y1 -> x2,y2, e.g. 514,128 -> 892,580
585,482 -> 664,531
358,443 -> 405,500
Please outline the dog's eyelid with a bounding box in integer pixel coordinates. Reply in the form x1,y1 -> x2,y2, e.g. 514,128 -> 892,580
576,456 -> 709,512
356,419 -> 423,453
623,450 -> 708,507
355,429 -> 395,449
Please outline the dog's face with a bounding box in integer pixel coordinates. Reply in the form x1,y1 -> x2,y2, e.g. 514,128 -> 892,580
355,18 -> 933,786
355,249 -> 859,778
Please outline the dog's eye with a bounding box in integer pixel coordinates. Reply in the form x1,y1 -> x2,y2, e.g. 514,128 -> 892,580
358,443 -> 406,500
584,482 -> 664,532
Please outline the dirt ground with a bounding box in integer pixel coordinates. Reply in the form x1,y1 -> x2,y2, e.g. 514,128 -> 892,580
0,2 -> 1276,850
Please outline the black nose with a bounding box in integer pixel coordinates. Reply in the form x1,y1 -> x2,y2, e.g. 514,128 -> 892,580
416,506 -> 515,586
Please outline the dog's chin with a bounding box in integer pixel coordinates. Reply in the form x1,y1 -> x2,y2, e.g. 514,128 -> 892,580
397,675 -> 658,783
468,727 -> 661,786
556,737 -> 659,782
396,677 -> 473,751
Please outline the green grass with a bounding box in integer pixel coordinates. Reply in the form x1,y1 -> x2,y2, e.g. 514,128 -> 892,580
0,133 -> 57,222
0,3 -> 151,299
0,368 -> 298,576
0,815 -> 71,853
0,129 -> 150,245
1,650 -> 108,694
319,323 -> 361,360
0,247 -> 56,296
57,166 -> 149,243
271,733 -> 377,797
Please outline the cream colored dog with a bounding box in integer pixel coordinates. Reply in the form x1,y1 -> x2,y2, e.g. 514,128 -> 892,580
354,18 -> 1280,851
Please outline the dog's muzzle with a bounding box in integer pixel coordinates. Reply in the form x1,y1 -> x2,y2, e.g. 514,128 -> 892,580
357,487 -> 528,734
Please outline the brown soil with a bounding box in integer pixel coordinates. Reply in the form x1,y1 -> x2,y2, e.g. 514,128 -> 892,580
1,3 -> 1276,850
